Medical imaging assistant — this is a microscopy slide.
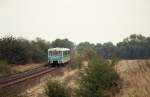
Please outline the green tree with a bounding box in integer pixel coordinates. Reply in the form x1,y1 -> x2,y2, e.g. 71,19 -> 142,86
117,34 -> 149,59
96,42 -> 116,59
51,39 -> 74,49
77,42 -> 95,54
0,36 -> 29,64
0,36 -> 51,64
30,38 -> 50,62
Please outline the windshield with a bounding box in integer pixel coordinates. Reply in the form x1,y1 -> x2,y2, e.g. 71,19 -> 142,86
49,51 -> 61,56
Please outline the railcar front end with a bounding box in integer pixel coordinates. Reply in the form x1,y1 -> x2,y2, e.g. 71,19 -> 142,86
48,48 -> 70,66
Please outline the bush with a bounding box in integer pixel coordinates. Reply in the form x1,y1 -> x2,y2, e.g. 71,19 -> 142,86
0,60 -> 11,74
0,36 -> 50,64
77,50 -> 119,97
110,57 -> 120,67
45,79 -> 71,97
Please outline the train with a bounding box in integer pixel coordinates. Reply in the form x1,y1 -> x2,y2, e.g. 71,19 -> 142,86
48,47 -> 71,66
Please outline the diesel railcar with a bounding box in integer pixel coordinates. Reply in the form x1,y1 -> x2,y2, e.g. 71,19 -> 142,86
48,48 -> 71,66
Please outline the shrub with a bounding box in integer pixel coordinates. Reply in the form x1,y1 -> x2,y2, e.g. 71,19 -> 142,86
0,60 -> 11,74
45,79 -> 71,97
76,50 -> 119,97
110,57 -> 120,67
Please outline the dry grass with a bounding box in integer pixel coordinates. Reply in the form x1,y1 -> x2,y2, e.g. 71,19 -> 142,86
20,60 -> 150,97
12,63 -> 45,73
23,65 -> 79,97
115,60 -> 150,97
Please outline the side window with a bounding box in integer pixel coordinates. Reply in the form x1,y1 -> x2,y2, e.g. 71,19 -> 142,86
66,51 -> 68,55
65,51 -> 69,56
63,51 -> 70,56
65,51 -> 66,56
63,51 -> 65,56
64,51 -> 67,56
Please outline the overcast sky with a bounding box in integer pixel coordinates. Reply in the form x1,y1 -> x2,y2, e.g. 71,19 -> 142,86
0,0 -> 150,44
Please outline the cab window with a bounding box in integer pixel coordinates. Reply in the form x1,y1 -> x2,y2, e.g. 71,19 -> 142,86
52,51 -> 61,56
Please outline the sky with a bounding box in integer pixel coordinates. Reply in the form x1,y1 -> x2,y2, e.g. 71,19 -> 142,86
0,0 -> 150,44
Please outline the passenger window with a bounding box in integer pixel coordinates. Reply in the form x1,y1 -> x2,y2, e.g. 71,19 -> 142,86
64,51 -> 66,56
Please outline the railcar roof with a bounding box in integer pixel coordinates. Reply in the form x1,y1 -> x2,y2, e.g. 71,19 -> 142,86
48,47 -> 70,51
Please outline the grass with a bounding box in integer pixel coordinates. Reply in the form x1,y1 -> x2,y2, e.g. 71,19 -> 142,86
25,59 -> 150,97
0,60 -> 11,76
115,60 -> 150,97
12,63 -> 45,73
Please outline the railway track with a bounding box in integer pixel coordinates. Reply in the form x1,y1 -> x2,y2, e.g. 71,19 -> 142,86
0,65 -> 56,88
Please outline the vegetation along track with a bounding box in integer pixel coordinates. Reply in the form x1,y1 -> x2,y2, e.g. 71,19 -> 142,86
0,65 -> 57,88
